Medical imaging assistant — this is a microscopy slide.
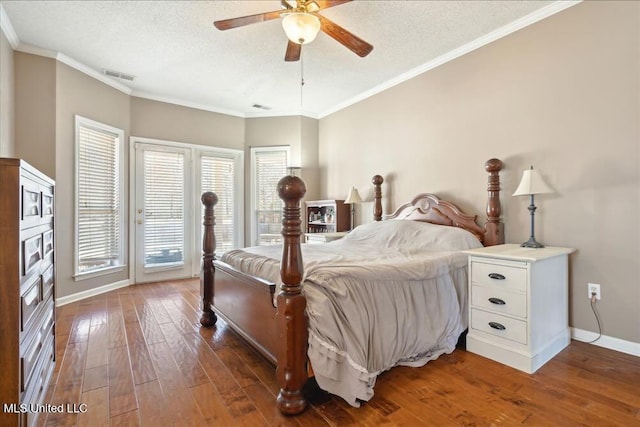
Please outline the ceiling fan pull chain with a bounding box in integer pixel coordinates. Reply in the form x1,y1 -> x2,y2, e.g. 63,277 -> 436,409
300,49 -> 305,112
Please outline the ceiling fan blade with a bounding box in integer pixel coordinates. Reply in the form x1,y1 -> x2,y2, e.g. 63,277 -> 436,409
214,10 -> 283,31
285,40 -> 302,62
313,1 -> 352,10
317,14 -> 373,57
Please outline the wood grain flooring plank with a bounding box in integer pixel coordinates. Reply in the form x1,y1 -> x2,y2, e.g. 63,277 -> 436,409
118,290 -> 139,324
46,340 -> 88,426
106,295 -> 127,349
242,382 -> 301,427
78,386 -> 109,427
82,364 -> 108,392
85,323 -> 109,369
147,341 -> 208,425
109,410 -> 141,426
108,345 -> 138,417
158,322 -> 209,388
68,300 -> 93,344
89,294 -> 108,326
135,380 -> 173,426
189,382 -> 237,426
124,320 -> 157,385
184,332 -> 260,418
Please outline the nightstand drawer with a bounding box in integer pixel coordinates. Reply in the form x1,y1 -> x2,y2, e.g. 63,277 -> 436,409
471,308 -> 527,345
471,261 -> 527,292
471,285 -> 527,318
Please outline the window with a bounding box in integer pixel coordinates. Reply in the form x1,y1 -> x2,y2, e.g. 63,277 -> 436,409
201,152 -> 241,253
251,146 -> 289,246
74,116 -> 125,278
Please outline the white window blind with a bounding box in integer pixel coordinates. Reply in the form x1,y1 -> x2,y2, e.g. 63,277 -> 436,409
76,118 -> 123,275
201,155 -> 236,253
252,147 -> 288,246
143,150 -> 185,267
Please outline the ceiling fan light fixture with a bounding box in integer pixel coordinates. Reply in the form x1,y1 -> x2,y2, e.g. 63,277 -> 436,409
282,12 -> 321,45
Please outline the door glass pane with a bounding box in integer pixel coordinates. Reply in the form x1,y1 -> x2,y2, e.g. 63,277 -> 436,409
143,150 -> 185,267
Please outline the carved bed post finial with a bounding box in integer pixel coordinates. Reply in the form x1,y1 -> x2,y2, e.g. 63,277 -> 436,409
372,175 -> 384,222
200,192 -> 218,327
484,158 -> 504,246
275,176 -> 308,415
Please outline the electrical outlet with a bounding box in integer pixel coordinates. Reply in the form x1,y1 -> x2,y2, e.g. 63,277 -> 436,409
588,283 -> 601,300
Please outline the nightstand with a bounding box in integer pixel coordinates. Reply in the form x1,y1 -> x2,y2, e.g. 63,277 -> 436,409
305,232 -> 347,244
463,244 -> 575,373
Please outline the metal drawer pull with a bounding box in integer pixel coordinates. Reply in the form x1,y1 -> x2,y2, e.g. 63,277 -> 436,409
489,321 -> 506,331
488,273 -> 505,280
488,297 -> 506,305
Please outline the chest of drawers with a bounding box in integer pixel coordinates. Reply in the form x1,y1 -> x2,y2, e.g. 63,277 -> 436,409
0,158 -> 56,427
463,244 -> 574,373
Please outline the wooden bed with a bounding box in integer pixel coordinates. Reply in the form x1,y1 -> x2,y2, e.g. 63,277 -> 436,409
199,158 -> 504,414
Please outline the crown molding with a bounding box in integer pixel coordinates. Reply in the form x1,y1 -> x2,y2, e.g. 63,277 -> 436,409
130,90 -> 246,118
318,0 -> 582,118
0,4 -> 19,48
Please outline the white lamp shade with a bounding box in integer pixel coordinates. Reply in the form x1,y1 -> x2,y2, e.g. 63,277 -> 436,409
282,13 -> 321,45
344,187 -> 362,204
513,168 -> 554,196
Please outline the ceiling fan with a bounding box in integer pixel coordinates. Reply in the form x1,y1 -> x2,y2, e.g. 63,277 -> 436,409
213,0 -> 373,62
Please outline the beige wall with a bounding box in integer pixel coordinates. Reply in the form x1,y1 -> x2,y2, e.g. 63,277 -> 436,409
54,62 -> 131,298
130,96 -> 245,150
14,52 -> 56,177
319,1 -> 640,343
0,30 -> 14,157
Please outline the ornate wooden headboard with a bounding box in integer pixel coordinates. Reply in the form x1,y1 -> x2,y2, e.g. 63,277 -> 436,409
369,158 -> 504,246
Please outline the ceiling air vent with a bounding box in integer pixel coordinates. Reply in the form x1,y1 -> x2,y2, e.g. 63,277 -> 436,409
252,104 -> 271,111
102,68 -> 135,81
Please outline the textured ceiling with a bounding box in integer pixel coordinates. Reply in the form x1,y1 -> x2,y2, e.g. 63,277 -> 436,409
1,1 -> 574,118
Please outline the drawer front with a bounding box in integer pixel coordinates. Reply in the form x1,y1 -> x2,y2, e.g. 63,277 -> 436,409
306,235 -> 327,244
21,276 -> 43,333
21,179 -> 42,223
471,285 -> 527,318
21,312 -> 53,394
43,230 -> 54,258
471,308 -> 528,345
22,234 -> 43,277
42,264 -> 55,300
42,189 -> 54,218
471,261 -> 527,292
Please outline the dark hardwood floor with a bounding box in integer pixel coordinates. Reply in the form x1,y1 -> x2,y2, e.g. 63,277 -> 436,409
39,279 -> 639,426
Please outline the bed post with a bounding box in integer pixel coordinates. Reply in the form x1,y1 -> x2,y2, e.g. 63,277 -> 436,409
372,174 -> 384,221
200,192 -> 218,327
484,158 -> 504,246
275,176 -> 308,415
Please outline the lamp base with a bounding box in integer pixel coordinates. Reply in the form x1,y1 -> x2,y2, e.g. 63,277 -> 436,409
520,237 -> 544,248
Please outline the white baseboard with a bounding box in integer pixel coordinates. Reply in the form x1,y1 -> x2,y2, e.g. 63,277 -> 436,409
571,327 -> 640,357
56,279 -> 130,307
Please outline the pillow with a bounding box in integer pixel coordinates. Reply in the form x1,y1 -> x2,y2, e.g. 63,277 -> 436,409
342,219 -> 482,252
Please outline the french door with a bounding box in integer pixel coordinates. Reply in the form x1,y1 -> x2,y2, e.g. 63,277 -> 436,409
134,143 -> 193,283
131,138 -> 243,284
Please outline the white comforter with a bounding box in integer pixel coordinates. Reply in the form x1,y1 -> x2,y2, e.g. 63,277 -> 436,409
220,220 -> 482,406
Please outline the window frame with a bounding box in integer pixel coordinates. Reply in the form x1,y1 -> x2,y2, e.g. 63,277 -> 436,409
74,115 -> 126,280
